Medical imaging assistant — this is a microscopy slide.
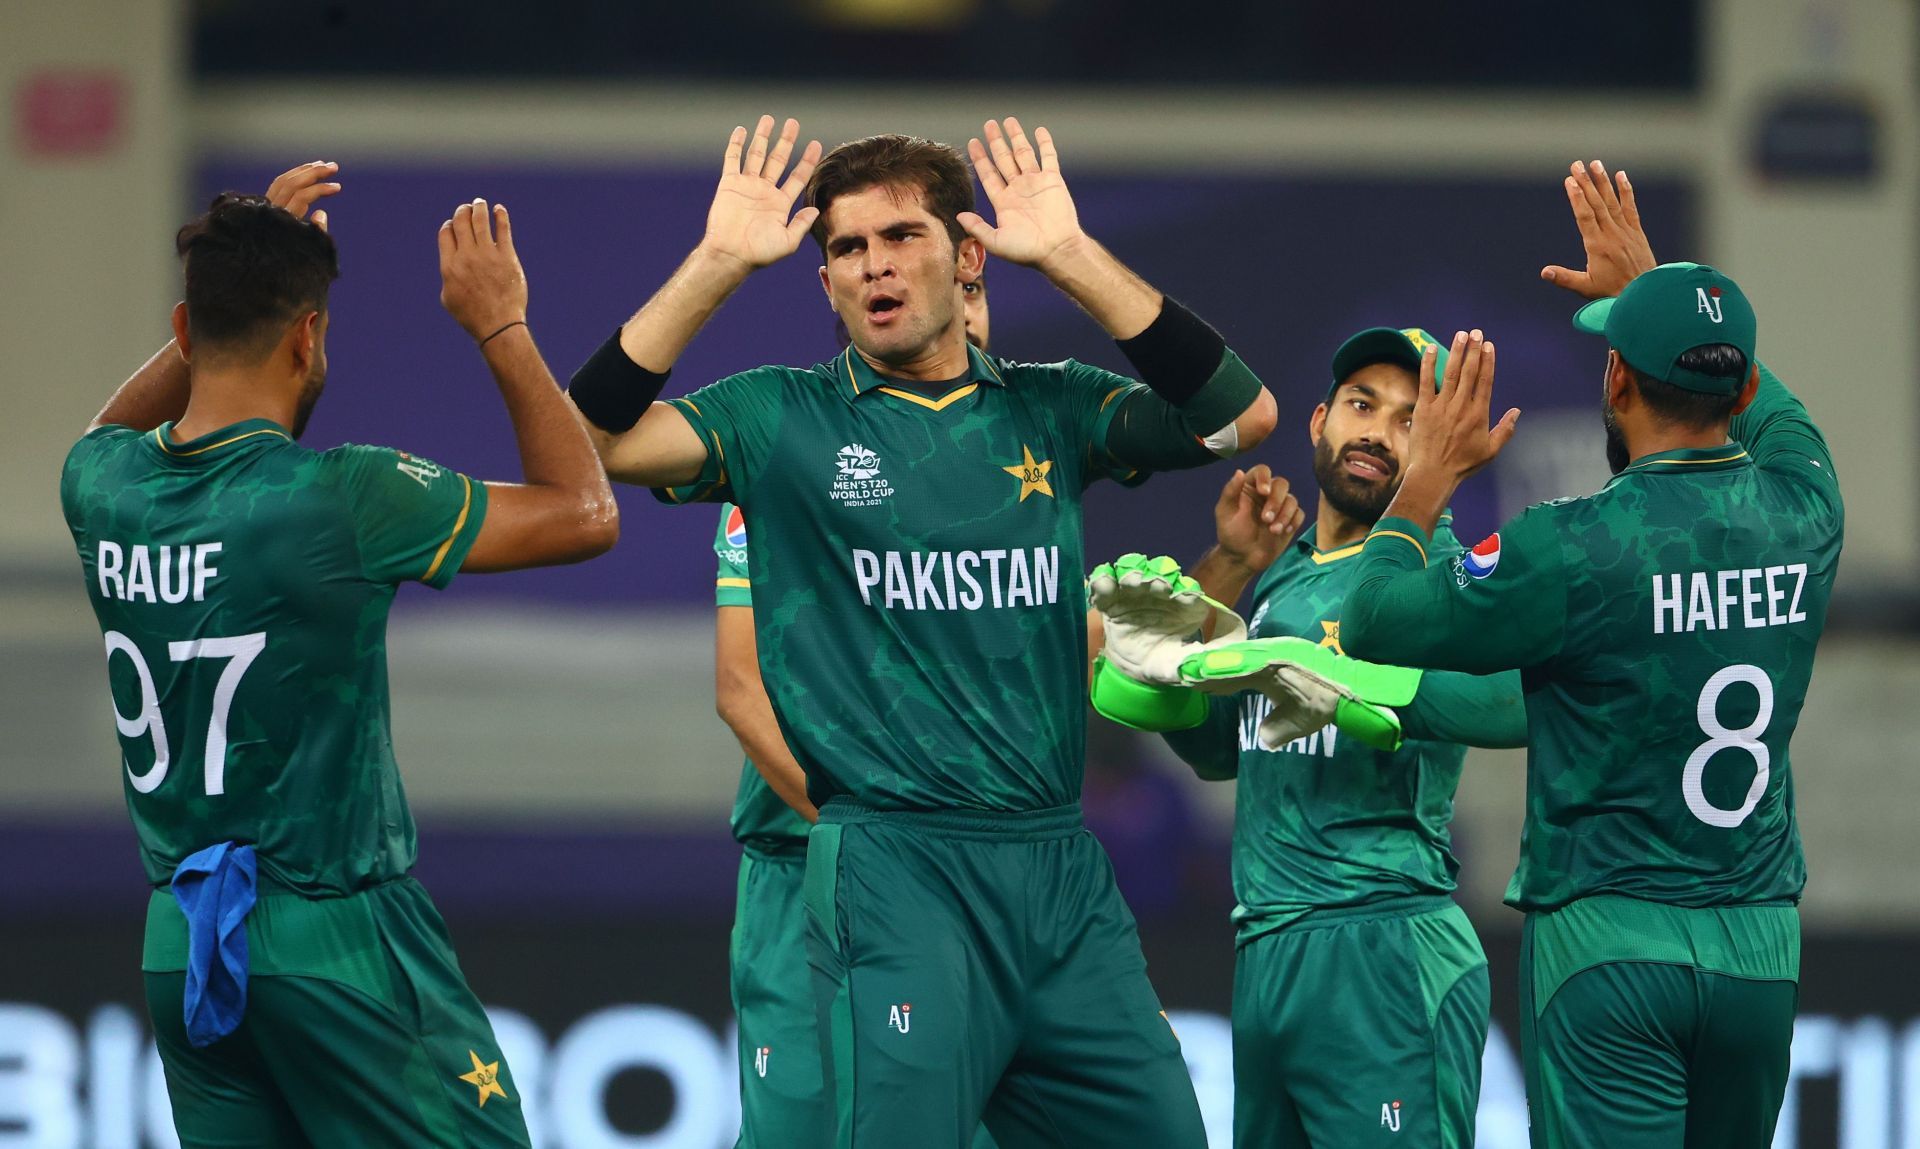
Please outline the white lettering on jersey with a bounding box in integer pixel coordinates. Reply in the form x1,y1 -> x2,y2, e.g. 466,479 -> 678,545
849,548 -> 1061,612
97,541 -> 223,604
1238,693 -> 1338,756
1651,564 -> 1807,634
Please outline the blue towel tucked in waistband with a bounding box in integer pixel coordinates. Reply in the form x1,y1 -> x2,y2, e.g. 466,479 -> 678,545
169,842 -> 257,1048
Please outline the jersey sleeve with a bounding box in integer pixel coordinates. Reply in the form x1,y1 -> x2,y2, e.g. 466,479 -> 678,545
651,368 -> 787,507
1341,505 -> 1569,675
713,503 -> 752,607
1047,359 -> 1157,487
323,445 -> 489,589
1399,669 -> 1528,749
1158,696 -> 1241,780
1732,361 -> 1842,522
1061,356 -> 1227,481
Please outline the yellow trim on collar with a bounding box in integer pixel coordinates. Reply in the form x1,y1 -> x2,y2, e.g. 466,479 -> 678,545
1308,542 -> 1365,565
153,427 -> 288,456
875,384 -> 978,412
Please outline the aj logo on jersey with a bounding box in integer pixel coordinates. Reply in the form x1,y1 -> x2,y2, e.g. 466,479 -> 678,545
1697,286 -> 1724,323
754,1046 -> 770,1078
888,1003 -> 912,1034
1380,1100 -> 1402,1132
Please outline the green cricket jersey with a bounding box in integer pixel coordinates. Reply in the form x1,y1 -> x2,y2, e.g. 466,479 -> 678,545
61,419 -> 488,895
714,502 -> 811,851
1164,520 -> 1526,945
658,343 -> 1224,813
1344,365 -> 1842,912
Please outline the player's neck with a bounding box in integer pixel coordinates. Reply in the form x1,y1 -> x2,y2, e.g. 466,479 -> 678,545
854,329 -> 971,383
1313,495 -> 1371,552
1624,423 -> 1734,464
171,370 -> 297,443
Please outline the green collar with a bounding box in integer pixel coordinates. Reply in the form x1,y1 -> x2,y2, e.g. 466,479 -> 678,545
151,418 -> 291,459
1609,444 -> 1752,483
1292,523 -> 1366,566
837,343 -> 1006,399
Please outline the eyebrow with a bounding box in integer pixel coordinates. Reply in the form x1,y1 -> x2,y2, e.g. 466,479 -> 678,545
826,219 -> 931,256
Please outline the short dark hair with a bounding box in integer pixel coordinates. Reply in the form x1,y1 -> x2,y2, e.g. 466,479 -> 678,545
805,134 -> 974,253
1620,343 -> 1749,428
175,193 -> 339,357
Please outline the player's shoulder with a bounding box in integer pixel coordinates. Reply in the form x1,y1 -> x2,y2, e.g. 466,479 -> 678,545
64,422 -> 147,468
996,357 -> 1130,387
314,442 -> 462,495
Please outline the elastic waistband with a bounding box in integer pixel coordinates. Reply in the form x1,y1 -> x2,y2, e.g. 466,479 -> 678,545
1281,893 -> 1455,931
818,799 -> 1084,841
742,840 -> 809,862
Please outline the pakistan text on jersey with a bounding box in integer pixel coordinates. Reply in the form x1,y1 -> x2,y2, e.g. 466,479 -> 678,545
852,547 -> 1062,611
95,542 -> 223,604
1652,564 -> 1809,635
1240,693 -> 1339,757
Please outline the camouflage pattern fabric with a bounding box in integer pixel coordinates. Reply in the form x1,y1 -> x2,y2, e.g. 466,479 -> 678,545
1344,364 -> 1843,912
654,343 -> 1209,813
61,419 -> 487,894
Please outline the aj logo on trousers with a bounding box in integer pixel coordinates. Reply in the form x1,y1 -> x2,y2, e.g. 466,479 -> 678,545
888,1003 -> 912,1034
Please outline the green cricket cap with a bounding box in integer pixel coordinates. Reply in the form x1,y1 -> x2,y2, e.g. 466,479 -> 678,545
1572,262 -> 1757,395
1328,327 -> 1449,398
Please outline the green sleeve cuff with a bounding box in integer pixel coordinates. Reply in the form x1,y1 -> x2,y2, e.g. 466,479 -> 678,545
1362,516 -> 1433,568
649,398 -> 732,505
422,476 -> 489,590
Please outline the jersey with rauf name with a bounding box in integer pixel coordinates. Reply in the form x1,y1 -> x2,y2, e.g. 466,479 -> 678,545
61,419 -> 486,894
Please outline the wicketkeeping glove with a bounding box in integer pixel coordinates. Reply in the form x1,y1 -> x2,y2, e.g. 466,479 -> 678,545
1178,637 -> 1424,752
1086,554 -> 1247,732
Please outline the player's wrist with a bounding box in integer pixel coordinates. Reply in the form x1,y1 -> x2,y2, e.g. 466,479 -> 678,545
1034,229 -> 1099,280
690,239 -> 760,283
475,317 -> 529,348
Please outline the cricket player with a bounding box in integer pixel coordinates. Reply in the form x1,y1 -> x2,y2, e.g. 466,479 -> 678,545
60,163 -> 617,1147
712,275 -> 994,1147
1116,326 -> 1526,1147
1341,163 -> 1843,1148
569,115 -> 1276,1145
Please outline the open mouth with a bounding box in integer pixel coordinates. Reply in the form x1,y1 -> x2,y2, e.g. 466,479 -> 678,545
867,295 -> 904,324
1343,450 -> 1393,481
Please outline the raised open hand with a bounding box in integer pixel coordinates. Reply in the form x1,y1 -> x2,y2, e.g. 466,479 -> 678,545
265,161 -> 342,232
701,116 -> 822,271
959,118 -> 1084,269
438,199 -> 528,342
1407,330 -> 1519,484
1541,160 -> 1658,301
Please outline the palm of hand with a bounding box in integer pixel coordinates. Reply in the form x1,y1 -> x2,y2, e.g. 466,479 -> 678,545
708,177 -> 802,268
984,172 -> 1079,265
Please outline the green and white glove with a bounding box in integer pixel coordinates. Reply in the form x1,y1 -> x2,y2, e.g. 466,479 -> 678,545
1179,637 -> 1423,752
1086,554 -> 1246,732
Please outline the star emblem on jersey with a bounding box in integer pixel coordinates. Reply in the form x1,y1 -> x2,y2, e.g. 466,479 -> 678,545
458,1050 -> 508,1108
1003,445 -> 1054,502
1318,619 -> 1345,655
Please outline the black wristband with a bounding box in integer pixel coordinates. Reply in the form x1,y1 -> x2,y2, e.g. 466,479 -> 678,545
568,327 -> 670,434
1114,297 -> 1228,406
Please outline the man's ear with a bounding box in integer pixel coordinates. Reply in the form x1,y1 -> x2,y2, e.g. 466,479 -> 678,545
818,264 -> 832,302
1729,363 -> 1761,417
1308,401 -> 1329,447
291,311 -> 322,374
1606,351 -> 1635,412
957,235 -> 985,283
170,302 -> 192,362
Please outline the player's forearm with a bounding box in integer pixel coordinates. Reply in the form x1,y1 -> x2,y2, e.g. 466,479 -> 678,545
1038,234 -> 1162,338
1160,697 -> 1240,781
482,326 -> 619,533
1400,669 -> 1528,749
91,341 -> 190,432
618,245 -> 754,373
1189,546 -> 1259,620
717,685 -> 819,823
